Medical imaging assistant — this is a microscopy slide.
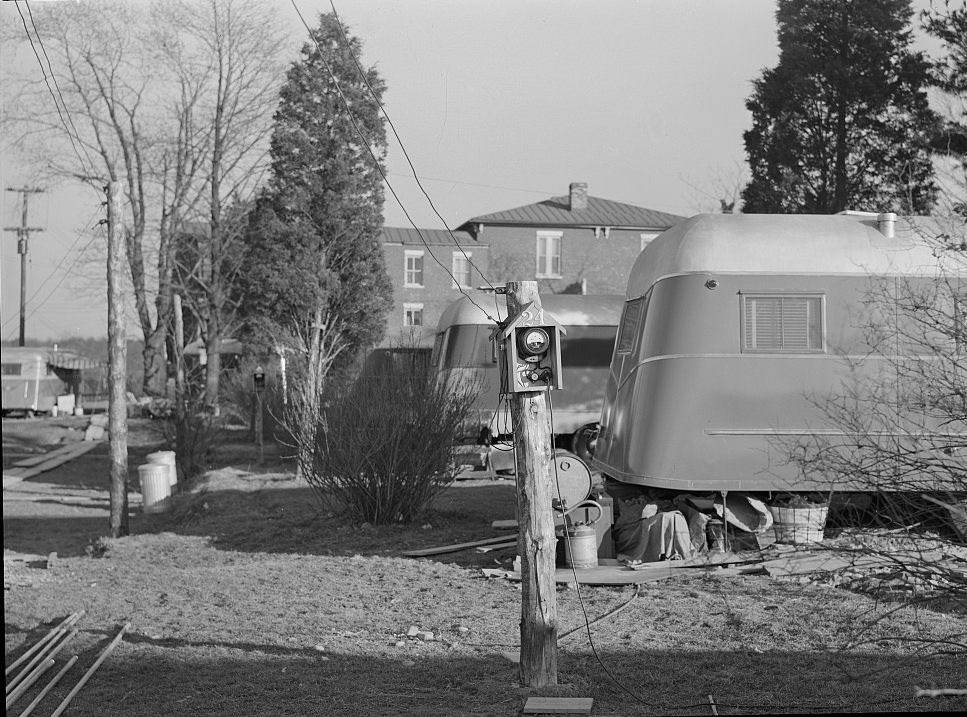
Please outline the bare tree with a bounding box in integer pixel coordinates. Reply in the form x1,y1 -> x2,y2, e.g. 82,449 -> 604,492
5,1 -> 171,395
152,0 -> 285,410
682,161 -> 749,215
779,218 -> 966,633
2,0 -> 284,402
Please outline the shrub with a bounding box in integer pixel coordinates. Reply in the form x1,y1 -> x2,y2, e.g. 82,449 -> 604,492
302,356 -> 480,524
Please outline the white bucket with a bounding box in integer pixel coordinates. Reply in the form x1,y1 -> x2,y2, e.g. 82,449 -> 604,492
139,464 -> 171,514
146,450 -> 178,487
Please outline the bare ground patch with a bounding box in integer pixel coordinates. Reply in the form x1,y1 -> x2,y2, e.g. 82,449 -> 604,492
4,420 -> 966,715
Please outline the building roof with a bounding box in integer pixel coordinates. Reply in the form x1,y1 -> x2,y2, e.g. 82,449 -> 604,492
382,227 -> 478,246
459,195 -> 685,230
0,346 -> 105,370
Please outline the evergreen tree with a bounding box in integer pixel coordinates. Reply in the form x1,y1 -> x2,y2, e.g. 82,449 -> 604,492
922,0 -> 967,216
742,0 -> 939,214
237,12 -> 392,382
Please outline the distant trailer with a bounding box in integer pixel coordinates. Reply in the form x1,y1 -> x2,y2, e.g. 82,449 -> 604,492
1,346 -> 104,416
432,293 -> 623,467
592,212 -> 966,493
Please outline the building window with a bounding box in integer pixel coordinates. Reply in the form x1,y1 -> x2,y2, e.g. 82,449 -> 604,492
404,250 -> 424,287
536,231 -> 562,278
452,251 -> 472,288
640,233 -> 658,252
403,303 -> 424,327
741,294 -> 825,352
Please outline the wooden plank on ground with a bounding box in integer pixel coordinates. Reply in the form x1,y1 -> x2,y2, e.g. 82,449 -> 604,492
522,697 -> 593,714
5,443 -> 99,481
475,540 -> 517,553
501,558 -> 751,586
401,535 -> 518,557
11,445 -> 74,468
755,549 -> 944,578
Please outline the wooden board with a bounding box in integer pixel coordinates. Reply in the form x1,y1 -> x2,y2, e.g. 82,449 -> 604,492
401,534 -> 518,557
504,558 -> 747,586
492,519 -> 519,530
754,549 -> 945,578
522,697 -> 593,714
7,443 -> 99,478
4,443 -> 101,489
12,442 -> 96,468
475,540 -> 518,553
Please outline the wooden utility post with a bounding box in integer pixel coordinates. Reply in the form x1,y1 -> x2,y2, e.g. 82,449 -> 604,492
4,186 -> 45,346
107,180 -> 129,538
173,293 -> 187,488
505,281 -> 558,687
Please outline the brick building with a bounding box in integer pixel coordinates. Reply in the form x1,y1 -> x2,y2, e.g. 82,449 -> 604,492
379,183 -> 685,345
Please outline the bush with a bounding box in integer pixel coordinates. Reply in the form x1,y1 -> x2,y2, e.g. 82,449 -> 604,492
302,358 -> 481,525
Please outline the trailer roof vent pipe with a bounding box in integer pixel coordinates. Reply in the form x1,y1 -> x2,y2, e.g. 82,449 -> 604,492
877,212 -> 897,238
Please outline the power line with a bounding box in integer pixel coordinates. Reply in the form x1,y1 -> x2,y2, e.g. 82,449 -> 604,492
384,171 -> 557,198
1,211 -> 103,334
287,0 -> 499,325
326,0 -> 498,303
15,0 -> 101,180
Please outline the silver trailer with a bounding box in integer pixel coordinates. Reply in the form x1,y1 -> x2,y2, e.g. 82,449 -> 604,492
593,213 -> 964,493
432,293 -> 623,466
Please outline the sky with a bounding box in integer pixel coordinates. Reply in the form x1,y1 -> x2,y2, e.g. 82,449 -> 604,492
3,0 -> 785,341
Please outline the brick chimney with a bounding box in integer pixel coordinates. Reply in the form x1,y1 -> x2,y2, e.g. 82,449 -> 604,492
569,182 -> 588,211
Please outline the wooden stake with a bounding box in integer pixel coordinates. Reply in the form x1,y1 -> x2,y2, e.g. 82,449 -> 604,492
50,622 -> 130,717
107,179 -> 129,538
17,656 -> 78,717
5,659 -> 54,710
4,612 -> 81,678
6,628 -> 78,696
505,281 -> 558,688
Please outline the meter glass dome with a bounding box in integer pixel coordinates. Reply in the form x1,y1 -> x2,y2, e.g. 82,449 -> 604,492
519,327 -> 550,356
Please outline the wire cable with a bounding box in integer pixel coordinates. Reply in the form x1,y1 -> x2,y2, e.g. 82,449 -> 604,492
287,0 -> 500,325
15,1 -> 100,180
1,210 -> 103,332
547,388 -> 665,710
325,0 -> 500,318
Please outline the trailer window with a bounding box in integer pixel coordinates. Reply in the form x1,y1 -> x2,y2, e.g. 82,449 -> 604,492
616,296 -> 646,354
742,294 -> 824,352
430,333 -> 444,367
2,363 -> 21,376
560,327 -> 618,366
443,325 -> 492,367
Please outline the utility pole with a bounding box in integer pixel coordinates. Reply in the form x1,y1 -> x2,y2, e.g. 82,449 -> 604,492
502,281 -> 559,687
173,293 -> 186,490
107,179 -> 129,538
4,187 -> 45,346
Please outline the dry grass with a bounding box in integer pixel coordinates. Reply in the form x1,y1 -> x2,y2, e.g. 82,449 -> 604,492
4,420 -> 967,715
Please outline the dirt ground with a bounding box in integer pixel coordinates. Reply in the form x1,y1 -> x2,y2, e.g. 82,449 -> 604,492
4,417 -> 967,716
